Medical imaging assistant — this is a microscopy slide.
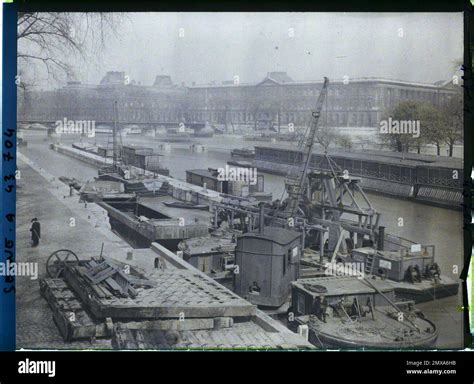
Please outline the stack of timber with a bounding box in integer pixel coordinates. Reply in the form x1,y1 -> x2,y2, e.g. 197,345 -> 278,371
39,277 -> 114,342
40,257 -> 257,345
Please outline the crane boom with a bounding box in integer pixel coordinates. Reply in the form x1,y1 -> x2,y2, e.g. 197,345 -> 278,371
285,77 -> 329,217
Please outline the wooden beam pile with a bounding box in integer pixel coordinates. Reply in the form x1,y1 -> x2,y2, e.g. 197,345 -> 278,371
40,258 -> 256,344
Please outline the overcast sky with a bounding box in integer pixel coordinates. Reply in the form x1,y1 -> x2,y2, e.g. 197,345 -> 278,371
72,12 -> 463,87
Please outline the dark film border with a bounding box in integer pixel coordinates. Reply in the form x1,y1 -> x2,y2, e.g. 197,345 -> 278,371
1,0 -> 472,354
1,0 -> 18,351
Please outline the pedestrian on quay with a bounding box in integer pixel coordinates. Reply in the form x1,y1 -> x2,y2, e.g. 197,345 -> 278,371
30,218 -> 41,247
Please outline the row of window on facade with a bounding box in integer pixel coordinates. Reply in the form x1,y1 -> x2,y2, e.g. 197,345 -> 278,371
189,89 -> 450,111
190,96 -> 378,111
193,84 -> 450,102
384,87 -> 449,106
26,102 -> 380,127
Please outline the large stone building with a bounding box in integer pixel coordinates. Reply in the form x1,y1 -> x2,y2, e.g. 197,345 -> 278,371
18,71 -> 460,130
186,72 -> 460,130
18,71 -> 187,125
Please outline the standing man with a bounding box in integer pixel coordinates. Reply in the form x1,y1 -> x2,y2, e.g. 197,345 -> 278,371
313,295 -> 328,323
30,218 -> 41,247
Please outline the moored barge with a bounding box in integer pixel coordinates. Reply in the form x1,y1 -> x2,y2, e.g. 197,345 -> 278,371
291,276 -> 438,349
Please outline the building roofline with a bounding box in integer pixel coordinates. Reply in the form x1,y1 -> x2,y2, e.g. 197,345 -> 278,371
187,77 -> 459,90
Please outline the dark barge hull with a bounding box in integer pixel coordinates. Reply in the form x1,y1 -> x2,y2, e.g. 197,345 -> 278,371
228,158 -> 462,210
307,328 -> 438,349
390,282 -> 460,303
299,316 -> 439,349
97,173 -> 170,196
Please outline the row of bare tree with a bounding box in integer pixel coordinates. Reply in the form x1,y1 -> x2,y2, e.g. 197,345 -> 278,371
377,95 -> 463,157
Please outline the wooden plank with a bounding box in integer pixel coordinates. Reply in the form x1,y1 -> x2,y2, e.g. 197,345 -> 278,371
87,266 -> 117,285
104,276 -> 126,296
126,276 -> 157,287
113,272 -> 131,295
127,285 -> 138,299
101,285 -> 113,299
90,284 -> 106,299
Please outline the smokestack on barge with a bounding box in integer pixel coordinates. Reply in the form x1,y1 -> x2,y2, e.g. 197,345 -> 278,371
377,226 -> 385,251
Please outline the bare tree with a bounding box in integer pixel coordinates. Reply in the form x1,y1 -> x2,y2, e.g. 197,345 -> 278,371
378,101 -> 424,153
18,12 -> 123,83
418,103 -> 444,156
441,93 -> 463,157
314,124 -> 338,152
335,133 -> 353,150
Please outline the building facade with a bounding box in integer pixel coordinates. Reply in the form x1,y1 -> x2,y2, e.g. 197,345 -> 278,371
186,72 -> 459,129
18,71 -> 460,130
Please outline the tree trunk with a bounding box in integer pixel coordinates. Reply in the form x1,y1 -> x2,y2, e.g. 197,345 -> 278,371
436,143 -> 440,156
449,143 -> 453,157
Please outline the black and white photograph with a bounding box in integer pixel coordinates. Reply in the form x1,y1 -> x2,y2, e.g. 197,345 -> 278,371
15,11 -> 464,350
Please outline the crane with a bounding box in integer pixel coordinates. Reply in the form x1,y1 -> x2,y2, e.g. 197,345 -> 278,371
284,77 -> 329,217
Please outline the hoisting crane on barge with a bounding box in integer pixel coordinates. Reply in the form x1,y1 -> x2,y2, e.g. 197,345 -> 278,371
281,77 -> 381,261
284,77 -> 329,218
276,77 -> 452,299
208,75 -> 455,306
213,77 -> 380,261
211,77 -> 455,300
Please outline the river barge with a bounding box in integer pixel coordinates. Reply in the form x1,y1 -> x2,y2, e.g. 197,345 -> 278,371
228,145 -> 463,209
230,148 -> 255,159
186,168 -> 272,202
97,195 -> 211,249
291,276 -> 438,349
72,141 -> 170,176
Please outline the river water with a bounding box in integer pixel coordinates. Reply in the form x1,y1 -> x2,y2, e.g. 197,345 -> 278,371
20,131 -> 465,348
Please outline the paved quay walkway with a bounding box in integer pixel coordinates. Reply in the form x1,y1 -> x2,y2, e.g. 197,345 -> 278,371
17,153 -> 134,349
